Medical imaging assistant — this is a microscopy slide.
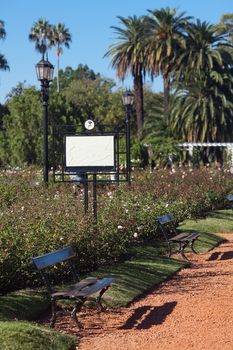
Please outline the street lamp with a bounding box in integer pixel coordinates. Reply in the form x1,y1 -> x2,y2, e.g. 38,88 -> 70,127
36,57 -> 54,183
122,89 -> 134,185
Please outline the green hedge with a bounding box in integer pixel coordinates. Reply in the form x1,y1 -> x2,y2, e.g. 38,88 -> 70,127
0,167 -> 232,293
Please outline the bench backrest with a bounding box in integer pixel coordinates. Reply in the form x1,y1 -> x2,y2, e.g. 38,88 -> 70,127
32,246 -> 78,294
157,213 -> 174,225
156,213 -> 177,241
226,194 -> 233,202
32,246 -> 75,270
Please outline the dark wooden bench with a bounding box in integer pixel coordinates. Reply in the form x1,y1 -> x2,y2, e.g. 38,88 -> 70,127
157,213 -> 200,260
32,246 -> 116,328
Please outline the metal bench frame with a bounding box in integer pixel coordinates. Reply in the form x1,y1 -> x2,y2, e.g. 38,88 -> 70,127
157,213 -> 199,260
32,246 -> 115,328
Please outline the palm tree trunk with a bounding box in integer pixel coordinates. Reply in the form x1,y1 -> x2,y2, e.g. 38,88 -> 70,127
163,74 -> 170,113
133,72 -> 144,140
56,48 -> 60,93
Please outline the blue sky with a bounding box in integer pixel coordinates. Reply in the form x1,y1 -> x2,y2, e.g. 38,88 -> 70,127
0,0 -> 232,103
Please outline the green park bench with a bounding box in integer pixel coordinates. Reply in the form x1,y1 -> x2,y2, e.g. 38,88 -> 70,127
32,246 -> 115,328
157,213 -> 199,260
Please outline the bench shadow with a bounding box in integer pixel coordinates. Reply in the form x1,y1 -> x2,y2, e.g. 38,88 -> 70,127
119,301 -> 177,330
220,251 -> 233,260
207,252 -> 221,261
207,251 -> 233,261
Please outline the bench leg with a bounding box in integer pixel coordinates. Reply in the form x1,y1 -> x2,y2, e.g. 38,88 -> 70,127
71,299 -> 84,329
50,298 -> 57,328
179,242 -> 189,260
168,242 -> 172,257
96,286 -> 109,311
190,239 -> 198,254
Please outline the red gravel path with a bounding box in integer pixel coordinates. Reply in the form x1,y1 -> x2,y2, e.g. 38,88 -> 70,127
52,233 -> 233,350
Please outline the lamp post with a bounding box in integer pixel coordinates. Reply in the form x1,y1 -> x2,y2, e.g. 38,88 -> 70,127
122,89 -> 134,185
36,56 -> 54,183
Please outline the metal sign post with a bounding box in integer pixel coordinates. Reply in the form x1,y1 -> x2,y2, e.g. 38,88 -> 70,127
52,117 -> 132,222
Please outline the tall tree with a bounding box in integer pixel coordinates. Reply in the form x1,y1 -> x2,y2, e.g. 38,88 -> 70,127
145,7 -> 191,112
29,18 -> 53,57
218,13 -> 233,44
105,15 -> 149,139
50,23 -> 72,92
171,76 -> 233,144
175,20 -> 227,85
0,20 -> 9,71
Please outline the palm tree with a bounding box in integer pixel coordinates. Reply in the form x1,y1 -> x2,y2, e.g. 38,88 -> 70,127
0,20 -> 6,40
105,15 -> 149,139
171,19 -> 233,165
145,7 -> 191,113
171,78 -> 233,143
175,20 -> 226,85
51,23 -> 72,92
217,14 -> 233,44
0,54 -> 9,71
0,20 -> 9,71
29,18 -> 53,57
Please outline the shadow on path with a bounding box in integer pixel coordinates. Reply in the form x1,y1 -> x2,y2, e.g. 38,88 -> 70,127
207,251 -> 233,261
120,301 -> 177,330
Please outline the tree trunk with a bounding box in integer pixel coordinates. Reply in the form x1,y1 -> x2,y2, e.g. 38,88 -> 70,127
56,45 -> 60,93
163,74 -> 170,114
133,73 -> 144,140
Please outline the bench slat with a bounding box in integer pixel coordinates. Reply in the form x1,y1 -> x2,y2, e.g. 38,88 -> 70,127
77,277 -> 115,297
32,246 -> 75,270
51,277 -> 115,298
169,232 -> 199,242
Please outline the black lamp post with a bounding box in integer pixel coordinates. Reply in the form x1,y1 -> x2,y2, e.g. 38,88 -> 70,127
122,89 -> 134,185
36,57 -> 54,183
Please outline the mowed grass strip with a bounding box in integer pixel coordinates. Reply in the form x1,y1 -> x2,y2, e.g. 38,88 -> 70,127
94,245 -> 187,308
180,209 -> 233,252
0,321 -> 76,350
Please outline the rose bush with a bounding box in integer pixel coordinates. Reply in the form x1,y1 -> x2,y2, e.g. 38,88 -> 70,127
0,167 -> 232,293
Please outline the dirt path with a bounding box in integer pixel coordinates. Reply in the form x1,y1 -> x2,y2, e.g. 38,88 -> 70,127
53,233 -> 233,350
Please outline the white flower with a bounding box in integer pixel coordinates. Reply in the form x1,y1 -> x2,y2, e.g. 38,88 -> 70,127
107,191 -> 112,197
117,225 -> 124,230
133,232 -> 138,238
165,203 -> 169,208
21,206 -> 25,211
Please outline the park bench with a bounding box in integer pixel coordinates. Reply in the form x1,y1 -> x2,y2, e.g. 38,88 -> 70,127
157,213 -> 199,260
226,194 -> 233,208
32,246 -> 116,328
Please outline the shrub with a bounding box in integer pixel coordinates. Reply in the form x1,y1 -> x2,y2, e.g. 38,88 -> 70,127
0,166 -> 232,293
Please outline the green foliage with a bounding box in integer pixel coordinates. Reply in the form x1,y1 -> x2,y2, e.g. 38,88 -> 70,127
0,167 -> 232,294
131,141 -> 148,167
0,65 -> 125,167
0,86 -> 42,166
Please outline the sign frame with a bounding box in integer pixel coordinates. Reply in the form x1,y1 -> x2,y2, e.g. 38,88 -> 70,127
64,134 -> 117,173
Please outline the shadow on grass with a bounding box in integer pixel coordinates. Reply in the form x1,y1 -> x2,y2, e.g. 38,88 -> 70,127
120,301 -> 177,330
0,290 -> 49,321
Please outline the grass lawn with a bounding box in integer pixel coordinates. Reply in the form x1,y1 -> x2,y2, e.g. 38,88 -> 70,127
0,321 -> 76,350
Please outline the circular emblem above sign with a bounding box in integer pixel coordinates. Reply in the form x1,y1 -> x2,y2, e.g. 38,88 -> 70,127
84,119 -> 95,130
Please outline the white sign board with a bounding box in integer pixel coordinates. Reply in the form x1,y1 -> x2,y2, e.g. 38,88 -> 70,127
65,135 -> 116,172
